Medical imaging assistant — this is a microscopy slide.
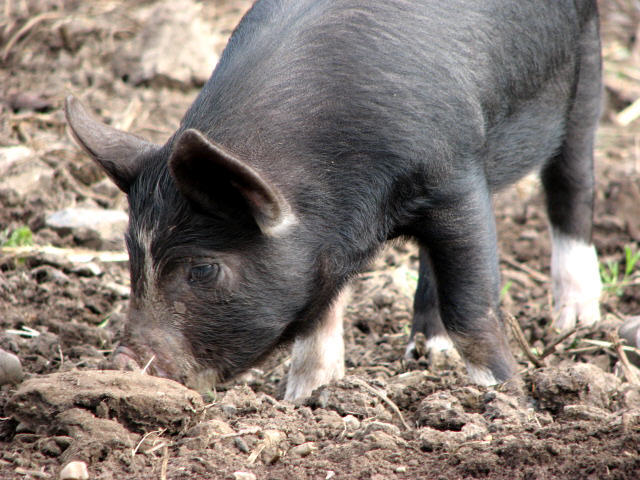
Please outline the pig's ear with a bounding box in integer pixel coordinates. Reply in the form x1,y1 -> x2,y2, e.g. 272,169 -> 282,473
64,96 -> 157,193
169,129 -> 296,236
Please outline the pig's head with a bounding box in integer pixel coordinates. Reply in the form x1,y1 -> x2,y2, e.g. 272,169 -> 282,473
64,96 -> 322,390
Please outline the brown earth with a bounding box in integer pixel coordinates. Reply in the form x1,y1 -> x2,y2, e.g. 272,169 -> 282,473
1,1 -> 640,479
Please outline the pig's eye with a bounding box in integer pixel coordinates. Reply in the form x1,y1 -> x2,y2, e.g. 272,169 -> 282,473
189,263 -> 220,284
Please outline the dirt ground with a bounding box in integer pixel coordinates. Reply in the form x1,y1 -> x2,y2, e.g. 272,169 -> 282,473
1,1 -> 640,479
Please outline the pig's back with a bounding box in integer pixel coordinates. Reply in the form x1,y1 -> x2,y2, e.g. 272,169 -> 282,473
180,0 -> 596,190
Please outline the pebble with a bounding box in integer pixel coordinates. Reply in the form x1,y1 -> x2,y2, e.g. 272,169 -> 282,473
59,461 -> 89,480
343,414 -> 361,431
233,472 -> 256,480
619,316 -> 640,367
71,262 -> 102,277
234,437 -> 250,453
289,442 -> 316,457
0,349 -> 23,385
45,207 -> 128,248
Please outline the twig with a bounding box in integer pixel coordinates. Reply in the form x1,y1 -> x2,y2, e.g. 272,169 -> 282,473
501,253 -> 549,284
2,12 -> 60,61
247,444 -> 264,464
57,344 -> 64,370
159,444 -> 169,480
5,326 -> 41,337
580,338 -> 640,354
132,428 -> 166,456
616,97 -> 640,127
218,426 -> 261,439
350,377 -> 411,430
504,312 -> 543,368
609,331 -> 640,385
537,325 -> 587,361
0,245 -> 128,263
141,355 -> 156,374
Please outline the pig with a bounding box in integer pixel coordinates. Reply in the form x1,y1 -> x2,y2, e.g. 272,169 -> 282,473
65,0 -> 603,401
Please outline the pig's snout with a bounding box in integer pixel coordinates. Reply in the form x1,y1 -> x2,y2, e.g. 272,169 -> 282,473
111,344 -> 171,379
111,345 -> 142,371
109,321 -> 201,387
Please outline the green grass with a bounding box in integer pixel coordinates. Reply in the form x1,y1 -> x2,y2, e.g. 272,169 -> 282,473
500,280 -> 513,301
600,244 -> 640,296
0,226 -> 34,247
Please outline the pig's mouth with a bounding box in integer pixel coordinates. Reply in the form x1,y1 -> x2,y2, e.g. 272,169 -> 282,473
111,343 -> 220,392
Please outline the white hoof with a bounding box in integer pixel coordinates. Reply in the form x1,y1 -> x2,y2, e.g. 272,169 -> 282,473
551,231 -> 602,331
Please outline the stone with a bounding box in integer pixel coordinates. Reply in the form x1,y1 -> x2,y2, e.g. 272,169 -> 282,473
619,316 -> 640,368
289,442 -> 317,457
233,472 -> 256,480
0,348 -> 23,385
59,460 -> 89,480
45,207 -> 128,249
0,146 -> 54,197
116,0 -> 219,88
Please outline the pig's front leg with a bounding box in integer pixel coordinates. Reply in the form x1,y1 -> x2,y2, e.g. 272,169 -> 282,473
284,287 -> 349,401
414,179 -> 517,386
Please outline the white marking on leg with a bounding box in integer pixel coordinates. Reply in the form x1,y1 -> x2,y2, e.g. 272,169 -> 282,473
466,362 -> 499,386
551,230 -> 602,330
404,340 -> 417,360
426,334 -> 454,352
405,333 -> 455,360
285,287 -> 349,401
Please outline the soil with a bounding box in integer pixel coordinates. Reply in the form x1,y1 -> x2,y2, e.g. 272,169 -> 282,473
1,1 -> 640,479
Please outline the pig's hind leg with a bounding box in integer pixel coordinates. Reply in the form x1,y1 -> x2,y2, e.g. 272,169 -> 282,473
284,287 -> 349,401
414,181 -> 517,385
541,16 -> 602,331
404,247 -> 454,360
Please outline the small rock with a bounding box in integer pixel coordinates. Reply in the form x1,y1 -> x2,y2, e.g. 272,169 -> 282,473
360,420 -> 401,437
562,404 -> 612,422
261,429 -> 286,465
71,262 -> 102,277
233,473 -> 256,480
364,430 -> 399,449
0,349 -> 23,385
343,414 -> 361,431
183,419 -> 234,448
234,437 -> 250,453
395,466 -> 407,473
45,208 -> 128,249
619,316 -> 640,368
289,442 -> 316,457
59,461 -> 89,480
